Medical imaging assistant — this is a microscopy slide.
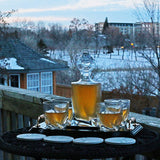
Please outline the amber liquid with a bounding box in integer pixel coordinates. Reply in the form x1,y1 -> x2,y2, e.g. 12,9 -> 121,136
68,108 -> 73,120
45,111 -> 67,127
72,83 -> 101,121
122,109 -> 129,121
98,112 -> 122,128
107,107 -> 121,112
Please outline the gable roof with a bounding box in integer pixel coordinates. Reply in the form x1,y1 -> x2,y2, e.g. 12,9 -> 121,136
0,37 -> 69,73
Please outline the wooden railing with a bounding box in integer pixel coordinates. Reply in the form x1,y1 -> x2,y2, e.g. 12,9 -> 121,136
0,85 -> 160,160
0,85 -> 65,160
56,84 -> 71,98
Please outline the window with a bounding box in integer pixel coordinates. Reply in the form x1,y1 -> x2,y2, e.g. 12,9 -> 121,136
9,74 -> 20,88
27,73 -> 39,91
27,72 -> 53,94
41,72 -> 53,94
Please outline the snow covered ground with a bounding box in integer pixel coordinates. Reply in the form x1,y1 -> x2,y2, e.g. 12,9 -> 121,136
48,49 -> 155,93
49,49 -> 152,70
94,52 -> 151,70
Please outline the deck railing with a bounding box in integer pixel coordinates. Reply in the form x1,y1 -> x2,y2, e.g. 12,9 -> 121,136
0,85 -> 66,160
0,85 -> 160,160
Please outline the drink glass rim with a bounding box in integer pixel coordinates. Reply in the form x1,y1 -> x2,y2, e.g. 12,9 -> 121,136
104,99 -> 130,103
43,99 -> 70,104
104,99 -> 122,105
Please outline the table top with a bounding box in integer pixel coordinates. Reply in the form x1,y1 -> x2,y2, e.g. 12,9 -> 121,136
0,126 -> 160,159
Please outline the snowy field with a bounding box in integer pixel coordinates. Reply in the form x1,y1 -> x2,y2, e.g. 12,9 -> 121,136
48,49 -> 155,92
49,49 -> 152,70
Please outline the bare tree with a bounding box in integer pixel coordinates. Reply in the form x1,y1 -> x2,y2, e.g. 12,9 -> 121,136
134,0 -> 160,116
67,18 -> 93,68
0,9 -> 16,34
0,9 -> 16,85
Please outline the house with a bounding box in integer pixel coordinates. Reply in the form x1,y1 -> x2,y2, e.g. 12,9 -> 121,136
0,37 -> 69,95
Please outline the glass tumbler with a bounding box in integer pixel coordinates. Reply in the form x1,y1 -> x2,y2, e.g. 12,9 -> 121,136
43,99 -> 69,129
98,99 -> 123,131
120,99 -> 130,126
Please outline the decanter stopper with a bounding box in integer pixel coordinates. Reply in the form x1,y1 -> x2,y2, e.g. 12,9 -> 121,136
77,51 -> 95,75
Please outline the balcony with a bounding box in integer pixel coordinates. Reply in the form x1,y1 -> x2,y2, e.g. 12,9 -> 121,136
0,85 -> 160,160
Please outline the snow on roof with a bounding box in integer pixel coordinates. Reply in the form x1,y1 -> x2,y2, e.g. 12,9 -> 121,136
40,58 -> 55,64
0,58 -> 24,70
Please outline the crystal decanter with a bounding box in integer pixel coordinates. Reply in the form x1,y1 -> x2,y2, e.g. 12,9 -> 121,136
71,51 -> 101,124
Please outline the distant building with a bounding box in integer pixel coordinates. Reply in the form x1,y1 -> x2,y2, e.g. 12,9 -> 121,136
95,22 -> 104,34
95,21 -> 160,37
136,22 -> 160,36
110,23 -> 136,35
0,37 -> 69,95
95,22 -> 136,35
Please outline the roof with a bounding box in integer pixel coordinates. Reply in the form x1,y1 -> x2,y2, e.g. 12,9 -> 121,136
0,37 -> 69,73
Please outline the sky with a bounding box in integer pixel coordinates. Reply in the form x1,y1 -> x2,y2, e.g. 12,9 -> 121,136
0,0 -> 144,28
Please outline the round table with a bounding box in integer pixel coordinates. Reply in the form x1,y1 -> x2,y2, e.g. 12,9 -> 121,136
0,126 -> 159,160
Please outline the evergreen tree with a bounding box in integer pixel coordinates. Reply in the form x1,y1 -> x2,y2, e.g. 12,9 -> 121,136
102,17 -> 109,34
37,39 -> 48,54
102,17 -> 113,53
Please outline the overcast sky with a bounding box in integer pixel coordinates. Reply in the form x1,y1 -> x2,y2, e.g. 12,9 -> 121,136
0,0 -> 143,27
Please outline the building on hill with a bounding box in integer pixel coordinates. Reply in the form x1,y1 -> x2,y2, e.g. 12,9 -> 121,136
0,37 -> 69,95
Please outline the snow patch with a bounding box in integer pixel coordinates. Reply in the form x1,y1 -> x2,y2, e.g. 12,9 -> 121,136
0,58 -> 24,69
40,58 -> 55,64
